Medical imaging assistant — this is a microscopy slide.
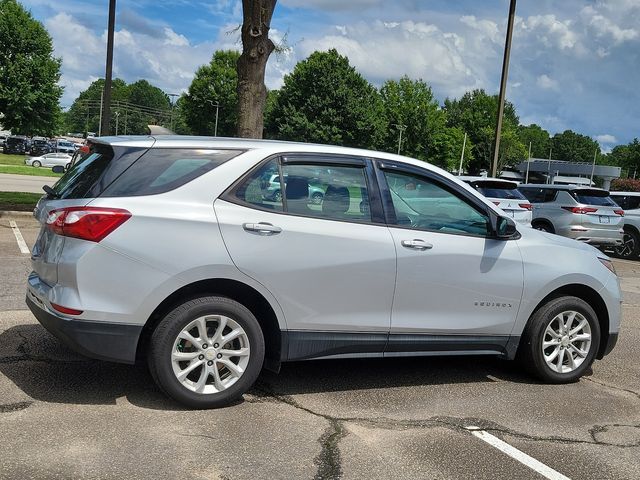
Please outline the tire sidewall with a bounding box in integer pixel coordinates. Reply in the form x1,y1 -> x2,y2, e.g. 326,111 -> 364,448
525,296 -> 600,383
149,296 -> 265,408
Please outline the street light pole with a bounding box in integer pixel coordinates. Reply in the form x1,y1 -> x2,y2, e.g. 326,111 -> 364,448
115,111 -> 120,136
167,93 -> 178,131
490,0 -> 517,178
100,0 -> 117,136
393,124 -> 407,155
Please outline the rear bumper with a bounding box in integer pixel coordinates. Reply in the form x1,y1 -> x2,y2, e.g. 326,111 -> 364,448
26,295 -> 142,364
560,226 -> 623,246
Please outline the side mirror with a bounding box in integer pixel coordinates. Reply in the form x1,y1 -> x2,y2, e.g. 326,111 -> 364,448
51,165 -> 65,174
495,215 -> 518,239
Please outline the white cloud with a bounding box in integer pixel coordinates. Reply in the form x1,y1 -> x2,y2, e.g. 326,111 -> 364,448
595,134 -> 617,144
536,74 -> 558,90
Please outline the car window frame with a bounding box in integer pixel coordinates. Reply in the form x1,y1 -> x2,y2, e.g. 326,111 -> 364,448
373,159 -> 498,239
221,152 -> 387,226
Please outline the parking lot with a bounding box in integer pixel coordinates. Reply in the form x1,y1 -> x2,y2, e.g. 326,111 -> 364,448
1,213 -> 639,480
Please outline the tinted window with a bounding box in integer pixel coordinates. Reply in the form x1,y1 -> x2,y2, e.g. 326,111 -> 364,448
476,186 -> 526,200
281,163 -> 372,222
384,171 -> 489,236
232,158 -> 283,211
101,148 -> 241,197
520,188 -> 557,203
52,144 -> 115,199
571,190 -> 617,206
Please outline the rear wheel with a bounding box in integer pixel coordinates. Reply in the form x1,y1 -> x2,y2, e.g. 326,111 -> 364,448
532,221 -> 554,233
518,296 -> 600,383
310,192 -> 324,205
614,228 -> 639,260
148,296 -> 265,408
32,160 -> 41,168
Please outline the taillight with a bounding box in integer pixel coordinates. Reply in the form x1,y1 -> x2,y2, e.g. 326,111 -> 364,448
519,203 -> 533,211
614,209 -> 624,216
561,206 -> 598,214
493,201 -> 500,206
51,303 -> 83,315
46,207 -> 131,242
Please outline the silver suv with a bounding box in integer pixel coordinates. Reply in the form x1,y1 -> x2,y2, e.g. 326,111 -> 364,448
27,137 -> 621,408
460,177 -> 532,226
519,184 -> 624,246
609,192 -> 640,259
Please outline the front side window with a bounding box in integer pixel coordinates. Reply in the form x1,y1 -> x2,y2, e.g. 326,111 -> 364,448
384,171 -> 489,236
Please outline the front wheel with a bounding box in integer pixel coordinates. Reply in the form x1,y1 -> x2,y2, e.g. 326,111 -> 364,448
32,160 -> 41,168
615,229 -> 639,260
148,296 -> 265,408
518,296 -> 600,383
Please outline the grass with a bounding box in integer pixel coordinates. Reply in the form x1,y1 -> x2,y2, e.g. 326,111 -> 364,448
0,153 -> 29,166
0,192 -> 42,211
0,165 -> 62,177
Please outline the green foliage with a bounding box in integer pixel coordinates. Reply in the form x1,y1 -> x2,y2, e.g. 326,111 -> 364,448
182,50 -> 239,137
0,165 -> 62,176
266,49 -> 385,149
610,177 -> 640,192
0,191 -> 43,211
443,89 -> 519,173
429,126 -> 473,172
550,130 -> 600,162
517,124 -> 550,158
0,0 -> 63,135
607,138 -> 640,174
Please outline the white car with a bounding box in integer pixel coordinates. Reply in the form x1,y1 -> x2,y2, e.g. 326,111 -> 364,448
461,177 -> 533,226
608,191 -> 640,259
25,152 -> 72,168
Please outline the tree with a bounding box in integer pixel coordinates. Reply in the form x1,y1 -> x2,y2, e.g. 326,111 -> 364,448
65,78 -> 128,135
429,127 -> 473,172
517,124 -> 550,159
266,49 -> 385,149
551,130 -> 600,162
607,139 -> 640,175
0,0 -> 63,135
444,89 -> 519,173
474,126 -> 527,174
182,50 -> 239,137
125,79 -> 170,134
237,0 -> 277,138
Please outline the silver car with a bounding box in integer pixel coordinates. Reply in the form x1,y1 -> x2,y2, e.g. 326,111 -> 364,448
609,191 -> 640,259
27,137 -> 621,408
460,177 -> 532,226
519,184 -> 624,246
25,152 -> 73,168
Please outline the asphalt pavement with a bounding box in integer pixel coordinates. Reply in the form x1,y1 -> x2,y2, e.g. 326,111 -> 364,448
0,214 -> 639,479
0,173 -> 54,193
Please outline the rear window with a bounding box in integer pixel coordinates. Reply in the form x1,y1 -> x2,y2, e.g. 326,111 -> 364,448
520,188 -> 557,203
100,148 -> 242,197
475,185 -> 526,200
571,189 -> 618,207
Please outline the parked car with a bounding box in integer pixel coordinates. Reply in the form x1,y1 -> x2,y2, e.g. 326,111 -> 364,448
460,177 -> 532,226
608,192 -> 640,259
29,138 -> 53,157
261,173 -> 325,204
3,135 -> 28,154
27,137 -> 620,408
519,184 -> 624,247
0,135 -> 7,148
54,139 -> 79,154
25,152 -> 72,168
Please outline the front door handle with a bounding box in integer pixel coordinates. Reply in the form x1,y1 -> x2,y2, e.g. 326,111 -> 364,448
401,239 -> 433,251
243,222 -> 282,235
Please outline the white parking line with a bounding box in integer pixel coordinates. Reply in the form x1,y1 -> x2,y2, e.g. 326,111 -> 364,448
466,426 -> 571,480
9,220 -> 30,254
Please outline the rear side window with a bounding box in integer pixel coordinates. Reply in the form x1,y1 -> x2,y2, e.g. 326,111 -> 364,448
571,190 -> 617,207
101,148 -> 242,197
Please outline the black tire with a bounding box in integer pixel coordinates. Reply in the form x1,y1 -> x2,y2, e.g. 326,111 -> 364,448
148,296 -> 265,408
532,221 -> 554,233
32,160 -> 41,168
273,190 -> 282,202
518,296 -> 600,383
614,228 -> 640,260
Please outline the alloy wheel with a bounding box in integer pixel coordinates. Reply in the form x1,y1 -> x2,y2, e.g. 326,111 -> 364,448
171,315 -> 250,394
542,310 -> 592,374
615,232 -> 636,258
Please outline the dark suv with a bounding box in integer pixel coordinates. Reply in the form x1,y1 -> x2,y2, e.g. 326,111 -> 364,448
3,135 -> 28,154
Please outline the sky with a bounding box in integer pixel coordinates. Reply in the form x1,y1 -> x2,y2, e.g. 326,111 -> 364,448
20,0 -> 640,150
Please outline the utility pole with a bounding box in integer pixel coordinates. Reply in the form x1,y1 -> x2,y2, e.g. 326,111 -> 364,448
394,124 -> 407,155
115,111 -> 120,136
590,148 -> 598,184
490,0 -> 517,178
167,93 -> 178,131
98,88 -> 104,137
100,0 -> 117,136
525,141 -> 532,183
458,132 -> 467,175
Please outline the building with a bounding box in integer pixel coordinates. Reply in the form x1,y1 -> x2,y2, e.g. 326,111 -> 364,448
515,158 -> 621,190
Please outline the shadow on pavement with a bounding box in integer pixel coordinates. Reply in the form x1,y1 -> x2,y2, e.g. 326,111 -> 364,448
0,323 -> 536,411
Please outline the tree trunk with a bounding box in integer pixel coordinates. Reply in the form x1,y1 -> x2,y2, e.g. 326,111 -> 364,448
236,0 -> 277,138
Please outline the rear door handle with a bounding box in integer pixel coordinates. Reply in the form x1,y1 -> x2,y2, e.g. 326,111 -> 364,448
401,239 -> 433,251
242,222 -> 282,235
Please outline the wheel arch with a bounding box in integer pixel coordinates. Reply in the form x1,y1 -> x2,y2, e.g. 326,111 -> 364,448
137,278 -> 283,372
524,283 -> 610,359
531,218 -> 554,232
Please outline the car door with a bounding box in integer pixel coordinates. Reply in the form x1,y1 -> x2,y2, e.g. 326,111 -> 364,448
375,161 -> 524,355
214,154 -> 397,359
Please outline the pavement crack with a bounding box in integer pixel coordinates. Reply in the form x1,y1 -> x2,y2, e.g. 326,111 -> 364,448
0,401 -> 33,413
313,419 -> 346,480
0,330 -> 90,365
583,376 -> 640,399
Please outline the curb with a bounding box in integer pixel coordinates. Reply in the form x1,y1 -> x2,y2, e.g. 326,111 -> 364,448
0,210 -> 35,217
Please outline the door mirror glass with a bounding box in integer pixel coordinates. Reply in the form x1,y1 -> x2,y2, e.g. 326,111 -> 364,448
495,216 -> 517,238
